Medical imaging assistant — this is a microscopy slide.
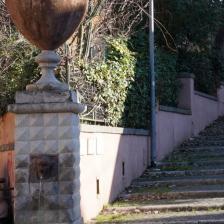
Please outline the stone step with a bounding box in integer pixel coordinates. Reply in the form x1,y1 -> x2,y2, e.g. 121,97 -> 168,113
104,197 -> 224,214
100,220 -> 224,224
179,136 -> 224,146
120,190 -> 224,201
156,160 -> 224,170
201,133 -> 224,137
132,175 -> 224,188
96,117 -> 224,223
96,210 -> 224,224
173,146 -> 224,154
164,153 -> 224,163
181,140 -> 224,147
146,221 -> 224,224
120,185 -> 224,200
142,168 -> 224,179
193,135 -> 224,140
201,129 -> 224,133
185,138 -> 224,143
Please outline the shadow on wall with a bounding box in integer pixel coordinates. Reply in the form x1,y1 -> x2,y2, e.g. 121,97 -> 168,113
79,126 -> 149,221
0,113 -> 150,222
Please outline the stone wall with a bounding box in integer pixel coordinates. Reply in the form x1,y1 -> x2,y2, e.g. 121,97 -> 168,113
79,125 -> 149,221
156,106 -> 192,161
14,113 -> 81,223
156,73 -> 224,161
1,74 -> 224,221
0,116 -> 149,222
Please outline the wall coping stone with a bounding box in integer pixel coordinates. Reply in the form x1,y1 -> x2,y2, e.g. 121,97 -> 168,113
194,91 -> 218,102
178,72 -> 195,79
8,102 -> 86,114
80,124 -> 149,136
159,105 -> 192,115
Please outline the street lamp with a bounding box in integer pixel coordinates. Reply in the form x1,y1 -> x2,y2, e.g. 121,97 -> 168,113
149,0 -> 157,167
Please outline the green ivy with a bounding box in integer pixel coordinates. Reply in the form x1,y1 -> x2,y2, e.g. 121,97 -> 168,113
0,34 -> 39,115
156,49 -> 180,106
80,35 -> 179,128
81,38 -> 136,127
0,33 -> 180,129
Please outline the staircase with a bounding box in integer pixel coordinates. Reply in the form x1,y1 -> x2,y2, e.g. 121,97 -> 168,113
96,117 -> 224,223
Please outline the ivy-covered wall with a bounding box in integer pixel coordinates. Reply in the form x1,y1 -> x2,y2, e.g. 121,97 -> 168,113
77,35 -> 180,128
1,0 -> 224,129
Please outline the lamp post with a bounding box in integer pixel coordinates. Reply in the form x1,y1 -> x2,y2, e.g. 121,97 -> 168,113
149,0 -> 157,167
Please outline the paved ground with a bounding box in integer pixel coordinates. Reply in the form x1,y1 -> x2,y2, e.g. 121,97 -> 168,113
93,117 -> 224,223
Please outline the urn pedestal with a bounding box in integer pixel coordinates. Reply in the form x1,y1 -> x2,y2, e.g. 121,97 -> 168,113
8,91 -> 86,224
6,1 -> 88,223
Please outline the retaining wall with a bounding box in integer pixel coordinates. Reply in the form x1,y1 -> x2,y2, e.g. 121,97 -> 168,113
79,125 -> 149,220
156,73 -> 224,160
1,73 -> 224,221
0,115 -> 149,221
156,106 -> 192,160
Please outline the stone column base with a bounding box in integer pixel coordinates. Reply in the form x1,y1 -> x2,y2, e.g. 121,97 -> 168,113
8,90 -> 85,224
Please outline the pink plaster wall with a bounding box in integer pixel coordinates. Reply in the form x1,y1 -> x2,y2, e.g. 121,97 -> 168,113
1,77 -> 224,221
193,92 -> 219,135
178,75 -> 194,110
79,125 -> 149,221
217,85 -> 224,116
157,77 -> 224,161
156,110 -> 192,161
0,114 -> 149,222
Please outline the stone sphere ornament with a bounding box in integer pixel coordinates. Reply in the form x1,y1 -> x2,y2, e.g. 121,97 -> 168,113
6,0 -> 88,91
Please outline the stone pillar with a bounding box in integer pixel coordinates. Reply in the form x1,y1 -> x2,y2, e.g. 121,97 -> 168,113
217,82 -> 224,116
8,90 -> 85,224
177,72 -> 195,111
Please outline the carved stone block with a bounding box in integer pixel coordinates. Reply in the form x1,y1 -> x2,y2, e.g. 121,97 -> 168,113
29,154 -> 58,182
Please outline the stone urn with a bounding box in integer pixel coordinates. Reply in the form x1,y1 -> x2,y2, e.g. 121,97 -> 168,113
6,0 -> 88,91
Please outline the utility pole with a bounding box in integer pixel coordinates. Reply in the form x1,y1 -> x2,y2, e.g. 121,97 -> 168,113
149,0 -> 157,167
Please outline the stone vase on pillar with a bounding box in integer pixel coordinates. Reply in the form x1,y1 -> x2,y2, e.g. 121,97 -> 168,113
6,0 -> 88,92
5,0 -> 88,223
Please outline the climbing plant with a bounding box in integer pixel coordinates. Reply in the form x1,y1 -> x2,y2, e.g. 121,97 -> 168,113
74,35 -> 179,128
1,0 -> 224,128
80,38 -> 136,127
0,34 -> 39,115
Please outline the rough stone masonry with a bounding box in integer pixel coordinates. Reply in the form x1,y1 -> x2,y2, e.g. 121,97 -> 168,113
8,90 -> 85,224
